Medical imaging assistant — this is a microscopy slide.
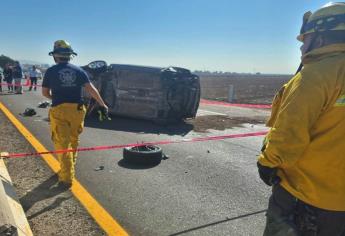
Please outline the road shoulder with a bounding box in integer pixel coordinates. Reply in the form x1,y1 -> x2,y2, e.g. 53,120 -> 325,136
0,111 -> 104,235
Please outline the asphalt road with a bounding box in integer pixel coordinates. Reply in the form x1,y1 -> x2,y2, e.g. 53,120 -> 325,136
0,87 -> 272,236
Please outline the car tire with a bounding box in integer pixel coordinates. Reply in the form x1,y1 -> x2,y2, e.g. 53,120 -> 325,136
123,145 -> 162,165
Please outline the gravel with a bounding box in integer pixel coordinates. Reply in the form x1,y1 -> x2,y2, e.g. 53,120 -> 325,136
0,111 -> 104,236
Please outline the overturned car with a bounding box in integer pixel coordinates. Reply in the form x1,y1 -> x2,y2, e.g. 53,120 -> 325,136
82,61 -> 200,124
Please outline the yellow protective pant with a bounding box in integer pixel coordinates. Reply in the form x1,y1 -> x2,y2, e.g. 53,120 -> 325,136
49,103 -> 86,183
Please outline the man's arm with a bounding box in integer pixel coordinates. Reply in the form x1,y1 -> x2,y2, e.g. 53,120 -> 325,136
258,70 -> 326,168
42,87 -> 52,100
84,83 -> 107,108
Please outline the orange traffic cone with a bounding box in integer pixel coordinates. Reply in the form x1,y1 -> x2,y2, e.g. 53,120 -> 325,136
25,77 -> 30,86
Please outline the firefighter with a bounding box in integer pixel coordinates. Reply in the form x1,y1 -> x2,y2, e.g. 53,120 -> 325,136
42,40 -> 108,188
257,3 -> 345,235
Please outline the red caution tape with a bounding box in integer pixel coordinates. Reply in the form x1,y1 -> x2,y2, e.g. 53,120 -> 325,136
200,99 -> 271,109
1,131 -> 268,159
0,82 -> 42,88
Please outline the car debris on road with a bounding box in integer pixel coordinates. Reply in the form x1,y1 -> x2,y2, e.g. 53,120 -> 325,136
38,101 -> 51,108
123,145 -> 163,165
20,108 -> 37,117
94,166 -> 105,171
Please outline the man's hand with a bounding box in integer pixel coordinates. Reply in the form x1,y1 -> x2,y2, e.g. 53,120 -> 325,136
98,105 -> 111,121
257,162 -> 281,186
102,105 -> 108,113
42,87 -> 52,100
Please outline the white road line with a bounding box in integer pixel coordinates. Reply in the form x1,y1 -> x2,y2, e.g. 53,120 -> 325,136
197,109 -> 226,116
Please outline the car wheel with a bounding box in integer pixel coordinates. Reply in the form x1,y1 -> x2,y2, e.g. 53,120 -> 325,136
123,145 -> 162,165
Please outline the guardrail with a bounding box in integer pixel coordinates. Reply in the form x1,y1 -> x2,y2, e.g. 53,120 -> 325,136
0,156 -> 33,236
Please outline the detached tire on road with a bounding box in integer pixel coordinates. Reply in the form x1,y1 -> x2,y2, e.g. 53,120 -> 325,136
123,145 -> 162,165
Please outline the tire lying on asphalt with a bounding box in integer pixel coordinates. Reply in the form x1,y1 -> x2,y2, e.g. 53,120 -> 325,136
123,145 -> 162,165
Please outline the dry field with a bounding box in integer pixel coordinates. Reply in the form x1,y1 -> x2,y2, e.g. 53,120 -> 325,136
199,74 -> 292,104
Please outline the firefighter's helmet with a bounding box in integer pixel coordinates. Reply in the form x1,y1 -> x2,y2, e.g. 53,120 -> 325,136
297,2 -> 345,41
48,40 -> 77,57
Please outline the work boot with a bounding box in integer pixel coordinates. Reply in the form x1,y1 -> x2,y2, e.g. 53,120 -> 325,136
57,169 -> 74,188
57,181 -> 72,189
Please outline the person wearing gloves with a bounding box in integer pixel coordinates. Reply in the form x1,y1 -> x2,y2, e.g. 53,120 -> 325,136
42,40 -> 108,188
258,3 -> 345,235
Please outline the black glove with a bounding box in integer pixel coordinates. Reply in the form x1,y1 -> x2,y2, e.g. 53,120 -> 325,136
257,162 -> 281,186
98,106 -> 111,121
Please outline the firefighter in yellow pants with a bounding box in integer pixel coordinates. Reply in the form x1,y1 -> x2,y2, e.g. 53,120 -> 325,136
42,40 -> 108,187
49,104 -> 86,183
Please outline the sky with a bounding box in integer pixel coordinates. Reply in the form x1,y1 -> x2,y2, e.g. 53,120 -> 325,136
0,0 -> 329,74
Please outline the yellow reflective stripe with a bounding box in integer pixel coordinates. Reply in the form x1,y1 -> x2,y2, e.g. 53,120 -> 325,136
334,95 -> 345,106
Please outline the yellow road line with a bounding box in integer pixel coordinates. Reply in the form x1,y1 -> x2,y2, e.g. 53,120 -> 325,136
0,102 -> 129,236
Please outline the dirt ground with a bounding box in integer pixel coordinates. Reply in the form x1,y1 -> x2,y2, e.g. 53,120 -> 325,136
0,112 -> 104,236
199,74 -> 291,104
188,115 -> 266,132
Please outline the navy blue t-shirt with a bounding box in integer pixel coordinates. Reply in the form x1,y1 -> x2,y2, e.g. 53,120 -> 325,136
42,63 -> 90,107
12,65 -> 23,78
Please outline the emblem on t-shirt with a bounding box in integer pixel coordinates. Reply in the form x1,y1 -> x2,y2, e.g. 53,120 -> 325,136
58,68 -> 77,87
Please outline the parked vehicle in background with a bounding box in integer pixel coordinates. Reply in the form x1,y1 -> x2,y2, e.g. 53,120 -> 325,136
82,61 -> 200,124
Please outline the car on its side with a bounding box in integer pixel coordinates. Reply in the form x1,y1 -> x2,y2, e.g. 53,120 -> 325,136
82,61 -> 200,124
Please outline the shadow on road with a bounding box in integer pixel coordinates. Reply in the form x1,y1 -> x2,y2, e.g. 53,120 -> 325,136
27,196 -> 71,220
168,209 -> 267,236
117,159 -> 161,170
84,116 -> 194,136
84,114 -> 266,135
20,174 -> 70,213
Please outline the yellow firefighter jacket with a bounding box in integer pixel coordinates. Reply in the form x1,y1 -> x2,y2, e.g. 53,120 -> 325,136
258,44 -> 345,211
